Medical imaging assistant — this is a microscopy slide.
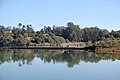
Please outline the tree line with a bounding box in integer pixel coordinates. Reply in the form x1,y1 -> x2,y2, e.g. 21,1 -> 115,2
0,22 -> 120,47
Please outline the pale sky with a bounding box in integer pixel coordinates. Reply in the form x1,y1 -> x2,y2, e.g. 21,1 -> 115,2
0,0 -> 120,31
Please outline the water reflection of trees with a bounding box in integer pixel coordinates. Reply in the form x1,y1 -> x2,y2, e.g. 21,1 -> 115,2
0,49 -> 120,68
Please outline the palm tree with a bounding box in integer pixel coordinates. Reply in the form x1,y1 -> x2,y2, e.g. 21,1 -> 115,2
18,23 -> 22,29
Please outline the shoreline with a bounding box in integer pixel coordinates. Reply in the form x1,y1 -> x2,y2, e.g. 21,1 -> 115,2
1,46 -> 120,54
2,46 -> 95,50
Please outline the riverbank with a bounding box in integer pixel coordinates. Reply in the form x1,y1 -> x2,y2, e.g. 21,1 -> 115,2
8,46 -> 95,50
1,42 -> 120,54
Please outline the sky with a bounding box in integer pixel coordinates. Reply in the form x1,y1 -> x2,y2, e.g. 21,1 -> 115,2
0,0 -> 120,31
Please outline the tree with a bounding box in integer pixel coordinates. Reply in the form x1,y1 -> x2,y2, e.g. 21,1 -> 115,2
64,22 -> 81,41
26,24 -> 34,33
0,25 -> 5,34
26,24 -> 34,37
18,23 -> 22,28
12,34 -> 29,46
110,30 -> 120,38
80,27 -> 108,42
0,33 -> 14,47
6,26 -> 12,33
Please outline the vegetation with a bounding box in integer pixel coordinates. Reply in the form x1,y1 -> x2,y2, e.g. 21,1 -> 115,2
0,22 -> 120,47
96,40 -> 120,48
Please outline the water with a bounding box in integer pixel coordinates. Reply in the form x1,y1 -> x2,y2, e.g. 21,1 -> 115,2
0,49 -> 120,80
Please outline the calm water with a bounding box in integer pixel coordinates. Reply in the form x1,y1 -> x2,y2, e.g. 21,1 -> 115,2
0,49 -> 120,80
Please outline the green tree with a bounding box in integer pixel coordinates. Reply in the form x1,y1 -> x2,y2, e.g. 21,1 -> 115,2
64,22 -> 81,41
0,33 -> 14,47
